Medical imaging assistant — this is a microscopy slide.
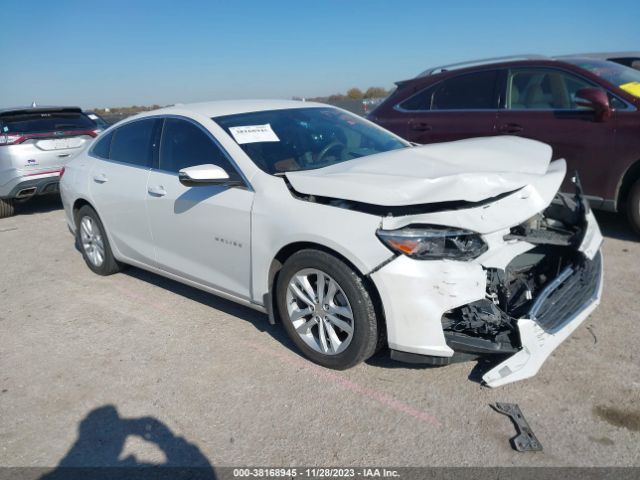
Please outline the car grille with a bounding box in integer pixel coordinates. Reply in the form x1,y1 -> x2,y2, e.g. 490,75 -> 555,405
528,252 -> 602,333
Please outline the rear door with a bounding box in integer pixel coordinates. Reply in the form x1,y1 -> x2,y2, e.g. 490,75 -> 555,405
146,117 -> 253,298
495,67 -> 616,200
89,118 -> 160,265
394,70 -> 500,143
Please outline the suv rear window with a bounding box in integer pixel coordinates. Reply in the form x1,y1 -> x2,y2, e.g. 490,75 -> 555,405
0,110 -> 95,134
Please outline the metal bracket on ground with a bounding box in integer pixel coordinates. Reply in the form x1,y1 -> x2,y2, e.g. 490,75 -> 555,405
492,402 -> 543,452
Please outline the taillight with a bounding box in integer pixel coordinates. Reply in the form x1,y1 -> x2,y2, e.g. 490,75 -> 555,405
0,133 -> 25,146
59,167 -> 66,179
0,129 -> 97,145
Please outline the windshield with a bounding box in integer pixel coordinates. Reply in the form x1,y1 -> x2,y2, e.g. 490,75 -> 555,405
214,107 -> 408,174
565,59 -> 640,97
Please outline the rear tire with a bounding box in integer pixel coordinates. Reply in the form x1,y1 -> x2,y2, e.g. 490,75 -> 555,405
627,178 -> 640,236
0,198 -> 15,218
76,205 -> 122,275
276,249 -> 379,370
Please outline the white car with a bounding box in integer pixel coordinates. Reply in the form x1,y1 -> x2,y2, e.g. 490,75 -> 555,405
60,100 -> 603,387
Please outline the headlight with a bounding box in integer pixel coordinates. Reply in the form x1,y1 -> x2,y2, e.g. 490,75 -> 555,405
376,225 -> 487,260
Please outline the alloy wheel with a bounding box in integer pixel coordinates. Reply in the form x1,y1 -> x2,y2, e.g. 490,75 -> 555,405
286,268 -> 354,355
80,216 -> 105,267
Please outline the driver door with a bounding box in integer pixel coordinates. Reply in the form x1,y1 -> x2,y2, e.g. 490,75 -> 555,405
145,117 -> 254,299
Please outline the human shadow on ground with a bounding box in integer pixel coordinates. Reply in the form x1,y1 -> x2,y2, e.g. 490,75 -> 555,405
40,405 -> 216,480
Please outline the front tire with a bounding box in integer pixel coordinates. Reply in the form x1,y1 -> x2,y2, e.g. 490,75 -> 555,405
627,178 -> 640,236
0,198 -> 15,218
76,205 -> 122,275
276,249 -> 380,370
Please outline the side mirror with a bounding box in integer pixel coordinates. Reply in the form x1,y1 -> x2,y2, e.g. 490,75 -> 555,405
575,88 -> 612,122
178,164 -> 241,187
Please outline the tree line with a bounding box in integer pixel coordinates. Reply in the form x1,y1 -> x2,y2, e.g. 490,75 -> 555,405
93,105 -> 163,115
93,87 -> 391,113
310,86 -> 390,102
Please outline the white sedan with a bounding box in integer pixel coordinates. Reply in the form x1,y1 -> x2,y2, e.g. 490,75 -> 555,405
60,100 -> 603,387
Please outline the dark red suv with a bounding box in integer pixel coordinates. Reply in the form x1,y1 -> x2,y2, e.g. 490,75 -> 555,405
369,56 -> 640,234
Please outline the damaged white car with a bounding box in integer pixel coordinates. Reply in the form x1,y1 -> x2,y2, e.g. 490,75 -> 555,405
60,100 -> 603,387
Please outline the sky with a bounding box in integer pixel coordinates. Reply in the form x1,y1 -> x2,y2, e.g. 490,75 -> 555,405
2,0 -> 638,108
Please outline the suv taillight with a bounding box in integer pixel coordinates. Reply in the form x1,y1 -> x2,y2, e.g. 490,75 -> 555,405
59,167 -> 66,179
0,129 -> 97,146
0,133 -> 25,146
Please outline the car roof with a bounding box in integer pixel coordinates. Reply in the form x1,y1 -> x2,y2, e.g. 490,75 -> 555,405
400,58 -> 573,86
141,99 -> 328,119
413,53 -> 640,80
415,54 -> 550,77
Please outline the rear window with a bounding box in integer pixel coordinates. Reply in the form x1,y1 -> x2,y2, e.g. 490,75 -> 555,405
0,110 -> 95,134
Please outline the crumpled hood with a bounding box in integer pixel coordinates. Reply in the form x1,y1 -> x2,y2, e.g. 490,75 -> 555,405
285,136 -> 555,206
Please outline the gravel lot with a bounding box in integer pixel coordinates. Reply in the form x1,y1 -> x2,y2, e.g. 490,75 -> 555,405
1,196 -> 639,470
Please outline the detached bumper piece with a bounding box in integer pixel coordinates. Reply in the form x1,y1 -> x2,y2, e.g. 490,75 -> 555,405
493,402 -> 543,452
482,252 -> 602,387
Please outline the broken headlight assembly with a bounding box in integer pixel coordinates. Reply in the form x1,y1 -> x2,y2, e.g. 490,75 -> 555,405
376,225 -> 488,260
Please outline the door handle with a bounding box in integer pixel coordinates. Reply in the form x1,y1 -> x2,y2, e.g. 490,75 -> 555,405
409,121 -> 432,132
147,185 -> 167,197
498,123 -> 524,134
93,173 -> 108,183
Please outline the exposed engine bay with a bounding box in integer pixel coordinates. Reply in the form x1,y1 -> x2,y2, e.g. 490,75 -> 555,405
441,192 -> 598,361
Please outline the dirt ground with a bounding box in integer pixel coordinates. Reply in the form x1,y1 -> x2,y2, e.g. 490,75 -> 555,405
1,197 -> 639,470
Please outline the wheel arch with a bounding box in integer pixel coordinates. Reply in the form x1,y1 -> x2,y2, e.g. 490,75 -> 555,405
72,197 -> 94,220
617,158 -> 640,211
265,241 -> 386,335
71,198 -> 119,258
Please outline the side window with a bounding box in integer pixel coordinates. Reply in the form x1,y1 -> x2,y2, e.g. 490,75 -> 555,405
399,71 -> 498,111
110,119 -> 157,167
609,95 -> 627,110
398,84 -> 438,111
159,118 -> 241,181
92,130 -> 113,159
507,69 -> 595,110
431,71 -> 498,110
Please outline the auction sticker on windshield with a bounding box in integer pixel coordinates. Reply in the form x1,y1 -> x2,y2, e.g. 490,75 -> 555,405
228,123 -> 280,144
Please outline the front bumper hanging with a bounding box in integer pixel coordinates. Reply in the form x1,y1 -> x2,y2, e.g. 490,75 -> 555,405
482,250 -> 603,387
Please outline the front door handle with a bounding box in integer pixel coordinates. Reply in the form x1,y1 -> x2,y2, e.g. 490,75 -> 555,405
93,173 -> 108,183
498,123 -> 524,134
409,121 -> 432,132
147,185 -> 167,197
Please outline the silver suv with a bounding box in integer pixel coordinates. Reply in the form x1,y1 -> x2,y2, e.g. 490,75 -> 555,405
0,106 -> 98,218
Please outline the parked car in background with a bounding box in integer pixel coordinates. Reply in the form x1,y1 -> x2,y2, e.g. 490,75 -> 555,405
362,97 -> 386,114
60,100 -> 603,387
84,110 -> 111,131
369,55 -> 640,234
0,106 -> 98,218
